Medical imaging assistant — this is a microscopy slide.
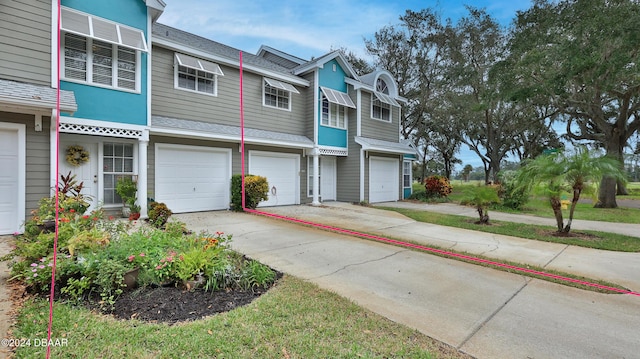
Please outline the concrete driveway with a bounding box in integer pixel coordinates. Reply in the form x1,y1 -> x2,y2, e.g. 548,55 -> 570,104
175,207 -> 640,359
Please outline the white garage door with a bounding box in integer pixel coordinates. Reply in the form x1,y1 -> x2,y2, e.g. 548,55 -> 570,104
249,151 -> 299,207
155,144 -> 231,213
369,157 -> 399,203
0,124 -> 25,234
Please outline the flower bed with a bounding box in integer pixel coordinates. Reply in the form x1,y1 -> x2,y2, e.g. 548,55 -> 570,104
2,190 -> 277,313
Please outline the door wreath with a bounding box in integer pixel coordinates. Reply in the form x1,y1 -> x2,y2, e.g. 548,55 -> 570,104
66,145 -> 90,166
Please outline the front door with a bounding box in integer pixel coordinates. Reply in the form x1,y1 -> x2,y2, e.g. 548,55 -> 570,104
320,156 -> 336,201
59,139 -> 99,212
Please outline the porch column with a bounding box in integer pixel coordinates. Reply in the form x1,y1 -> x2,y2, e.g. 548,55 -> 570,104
49,110 -> 58,195
311,146 -> 321,206
138,131 -> 149,219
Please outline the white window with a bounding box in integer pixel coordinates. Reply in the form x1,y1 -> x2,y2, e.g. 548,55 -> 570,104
263,78 -> 298,111
174,53 -> 223,96
372,95 -> 391,122
403,161 -> 412,188
60,7 -> 146,92
321,96 -> 348,129
320,87 -> 354,130
103,143 -> 134,205
63,33 -> 139,92
371,78 -> 399,123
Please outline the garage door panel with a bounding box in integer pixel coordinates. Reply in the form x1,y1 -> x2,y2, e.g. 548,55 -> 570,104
369,157 -> 399,203
155,145 -> 230,213
249,152 -> 299,207
0,126 -> 23,234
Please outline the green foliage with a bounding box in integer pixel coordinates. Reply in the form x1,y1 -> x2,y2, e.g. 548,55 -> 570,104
148,202 -> 172,228
230,174 -> 269,211
497,170 -> 530,210
462,185 -> 501,223
115,176 -> 137,208
95,259 -> 127,309
424,175 -> 453,198
243,259 -> 277,290
515,147 -> 627,232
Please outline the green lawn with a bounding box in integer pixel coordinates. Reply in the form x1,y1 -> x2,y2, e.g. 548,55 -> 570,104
379,206 -> 640,252
11,276 -> 467,359
417,181 -> 640,224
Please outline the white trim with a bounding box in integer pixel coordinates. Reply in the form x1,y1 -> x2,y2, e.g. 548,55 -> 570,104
153,39 -> 310,87
318,145 -> 348,156
147,15 -> 153,127
173,60 -> 219,97
60,7 -> 148,52
0,122 -> 26,234
359,148 -> 365,202
345,77 -> 407,104
313,70 -> 319,144
150,127 -> 313,149
59,116 -> 146,139
356,88 -> 362,137
403,160 -> 413,190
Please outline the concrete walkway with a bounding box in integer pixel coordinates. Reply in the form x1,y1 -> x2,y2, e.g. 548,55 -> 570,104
175,207 -> 640,359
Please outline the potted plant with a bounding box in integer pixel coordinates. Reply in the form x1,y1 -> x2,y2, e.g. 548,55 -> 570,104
115,177 -> 138,218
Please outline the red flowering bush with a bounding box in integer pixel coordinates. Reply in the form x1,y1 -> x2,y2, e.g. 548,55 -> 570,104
424,175 -> 453,198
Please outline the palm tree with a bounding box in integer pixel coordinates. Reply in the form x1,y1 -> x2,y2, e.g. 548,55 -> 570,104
515,147 -> 626,233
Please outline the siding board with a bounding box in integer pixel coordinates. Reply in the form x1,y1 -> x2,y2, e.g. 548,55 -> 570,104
0,0 -> 51,84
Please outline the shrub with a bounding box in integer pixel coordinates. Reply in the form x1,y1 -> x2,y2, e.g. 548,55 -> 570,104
463,185 -> 501,224
230,174 -> 269,211
497,170 -> 530,210
424,175 -> 453,198
148,202 -> 172,228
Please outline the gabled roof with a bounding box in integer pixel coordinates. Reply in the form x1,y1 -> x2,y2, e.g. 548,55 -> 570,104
151,116 -> 314,149
0,79 -> 77,113
152,23 -> 308,86
293,51 -> 360,80
256,45 -> 307,69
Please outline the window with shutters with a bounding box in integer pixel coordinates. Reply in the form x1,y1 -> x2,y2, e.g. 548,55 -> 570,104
62,33 -> 139,92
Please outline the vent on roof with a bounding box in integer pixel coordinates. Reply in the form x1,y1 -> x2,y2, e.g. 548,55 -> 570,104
61,7 -> 148,52
264,78 -> 299,94
321,87 -> 356,108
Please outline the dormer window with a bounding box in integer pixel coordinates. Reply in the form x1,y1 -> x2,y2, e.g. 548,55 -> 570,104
174,53 -> 224,96
263,78 -> 299,111
371,78 -> 399,122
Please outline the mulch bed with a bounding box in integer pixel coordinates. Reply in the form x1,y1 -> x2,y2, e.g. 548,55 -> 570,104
107,284 -> 274,324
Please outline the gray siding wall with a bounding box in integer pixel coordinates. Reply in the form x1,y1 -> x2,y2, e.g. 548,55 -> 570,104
151,46 -> 308,136
301,72 -> 315,141
1,112 -> 51,219
360,92 -> 401,142
336,107 -> 361,203
147,137 -> 309,205
0,0 -> 51,85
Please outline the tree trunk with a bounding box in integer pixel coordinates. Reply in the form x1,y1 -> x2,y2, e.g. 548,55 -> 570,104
616,179 -> 629,195
563,188 -> 581,233
595,176 -> 618,208
477,206 -> 489,224
550,197 -> 564,232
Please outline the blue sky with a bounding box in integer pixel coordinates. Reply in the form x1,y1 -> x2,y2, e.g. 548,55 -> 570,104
159,0 -> 535,172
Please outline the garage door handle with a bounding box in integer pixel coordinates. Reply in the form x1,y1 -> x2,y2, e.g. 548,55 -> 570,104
271,186 -> 277,195
193,187 -> 196,192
